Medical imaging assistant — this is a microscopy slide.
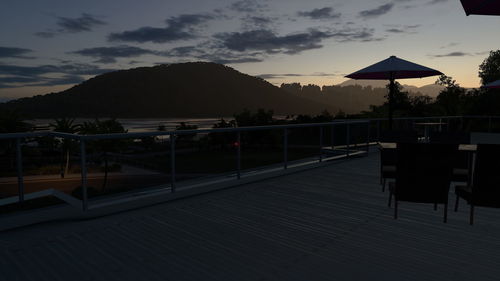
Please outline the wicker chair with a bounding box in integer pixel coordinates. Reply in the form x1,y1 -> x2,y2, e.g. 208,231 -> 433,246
389,143 -> 457,222
455,144 -> 500,225
379,130 -> 418,192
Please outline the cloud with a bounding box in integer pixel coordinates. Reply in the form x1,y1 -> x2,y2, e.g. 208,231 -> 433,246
202,54 -> 263,64
214,27 -> 379,55
241,15 -> 274,29
0,46 -> 34,59
0,63 -> 114,89
258,74 -> 301,79
432,51 -> 470,57
34,31 -> 56,38
359,3 -> 394,18
297,7 -> 341,20
385,28 -> 405,33
0,74 -> 85,89
108,26 -> 194,43
128,60 -> 144,65
328,27 -> 381,42
163,44 -> 266,64
56,13 -> 106,33
215,29 -> 328,54
0,63 -> 114,76
35,13 -> 106,38
398,0 -> 447,9
427,0 -> 448,4
70,45 -> 158,63
439,42 -> 459,49
108,13 -> 214,43
385,24 -> 420,34
229,0 -> 267,13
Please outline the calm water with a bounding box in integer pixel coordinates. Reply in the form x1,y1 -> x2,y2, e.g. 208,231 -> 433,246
31,118 -> 229,133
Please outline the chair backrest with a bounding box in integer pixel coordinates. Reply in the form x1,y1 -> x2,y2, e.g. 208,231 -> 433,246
429,131 -> 470,169
472,144 -> 500,206
380,130 -> 418,143
395,143 -> 457,203
430,131 -> 470,144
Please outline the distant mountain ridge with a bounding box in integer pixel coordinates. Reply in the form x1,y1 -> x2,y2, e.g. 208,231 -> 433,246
0,63 -> 335,118
339,79 -> 445,97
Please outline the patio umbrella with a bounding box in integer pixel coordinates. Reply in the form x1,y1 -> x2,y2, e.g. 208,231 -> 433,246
482,79 -> 500,88
346,55 -> 442,129
460,0 -> 500,16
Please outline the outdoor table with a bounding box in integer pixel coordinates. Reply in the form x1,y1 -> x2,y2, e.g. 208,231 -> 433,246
378,142 -> 477,185
414,122 -> 447,142
378,142 -> 476,151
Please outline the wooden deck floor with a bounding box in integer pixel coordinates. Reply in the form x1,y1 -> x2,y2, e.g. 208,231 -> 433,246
1,151 -> 500,281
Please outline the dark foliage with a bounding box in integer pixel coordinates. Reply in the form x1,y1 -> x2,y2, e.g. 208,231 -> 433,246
479,50 -> 500,85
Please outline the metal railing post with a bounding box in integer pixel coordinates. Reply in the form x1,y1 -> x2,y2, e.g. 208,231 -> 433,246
16,138 -> 24,202
331,123 -> 335,150
283,128 -> 288,169
80,140 -> 88,211
366,121 -> 370,153
346,123 -> 350,157
170,134 -> 176,192
319,126 -> 323,162
376,120 -> 380,141
236,131 -> 241,179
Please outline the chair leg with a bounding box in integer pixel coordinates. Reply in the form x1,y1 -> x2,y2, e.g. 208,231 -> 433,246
470,204 -> 474,225
454,194 -> 459,212
394,200 -> 398,219
382,178 -> 386,192
444,203 -> 448,223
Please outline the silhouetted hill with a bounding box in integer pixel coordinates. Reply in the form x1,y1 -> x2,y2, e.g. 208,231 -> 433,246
0,63 -> 334,118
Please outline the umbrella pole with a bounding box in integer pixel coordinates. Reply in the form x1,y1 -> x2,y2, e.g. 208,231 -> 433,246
388,78 -> 395,130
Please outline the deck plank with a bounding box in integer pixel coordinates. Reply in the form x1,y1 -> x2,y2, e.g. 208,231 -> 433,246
1,151 -> 500,280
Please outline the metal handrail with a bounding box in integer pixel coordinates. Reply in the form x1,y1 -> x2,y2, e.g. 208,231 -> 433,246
2,115 -> 500,211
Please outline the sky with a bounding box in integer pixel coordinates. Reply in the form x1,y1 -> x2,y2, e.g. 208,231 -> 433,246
1,0 -> 499,100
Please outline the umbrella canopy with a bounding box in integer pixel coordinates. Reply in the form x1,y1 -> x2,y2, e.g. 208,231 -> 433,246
460,0 -> 500,16
346,56 -> 442,129
345,56 -> 442,80
482,79 -> 500,88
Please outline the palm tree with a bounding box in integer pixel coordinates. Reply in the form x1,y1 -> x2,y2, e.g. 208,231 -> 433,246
50,118 -> 80,178
80,119 -> 127,191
